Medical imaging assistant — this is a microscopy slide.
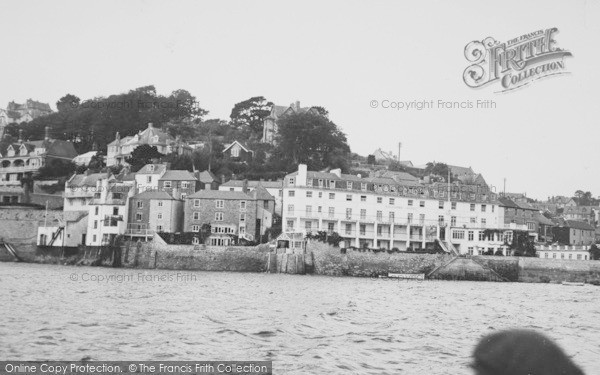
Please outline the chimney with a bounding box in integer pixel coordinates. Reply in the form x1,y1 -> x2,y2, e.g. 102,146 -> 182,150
44,126 -> 50,141
115,132 -> 120,141
242,179 -> 249,194
398,142 -> 402,162
295,100 -> 300,110
221,174 -> 226,184
18,129 -> 23,143
148,122 -> 153,129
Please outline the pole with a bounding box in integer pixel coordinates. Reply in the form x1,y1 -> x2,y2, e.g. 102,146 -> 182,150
44,200 -> 48,228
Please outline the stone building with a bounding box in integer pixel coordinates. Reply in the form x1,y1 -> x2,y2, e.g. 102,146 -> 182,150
5,99 -> 52,123
261,101 -> 320,144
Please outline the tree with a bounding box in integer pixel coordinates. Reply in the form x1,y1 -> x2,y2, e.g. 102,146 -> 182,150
425,162 -> 451,181
126,145 -> 164,172
229,96 -> 273,137
35,159 -> 77,179
56,94 -> 81,112
589,244 -> 600,260
367,154 -> 376,165
312,106 -> 329,118
275,112 -> 350,171
87,153 -> 106,172
511,231 -> 536,257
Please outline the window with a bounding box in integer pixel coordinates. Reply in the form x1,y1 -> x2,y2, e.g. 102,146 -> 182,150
288,205 -> 294,214
470,217 -> 477,224
264,201 -> 269,209
359,224 -> 366,236
346,208 -> 352,220
192,237 -> 200,245
346,182 -> 352,190
527,222 -> 535,231
192,225 -> 200,232
481,218 -> 487,227
389,198 -> 395,205
479,231 -> 485,241
407,213 -> 413,223
345,223 -> 352,235
389,212 -> 395,222
288,190 -> 295,197
408,200 -> 413,206
438,215 -> 444,224
156,225 -> 163,232
329,193 -> 335,199
468,247 -> 474,255
377,197 -> 383,204
468,231 -> 474,241
318,192 -> 322,198
317,206 -> 322,213
452,230 -> 465,240
194,199 -> 200,207
288,177 -> 295,186
136,201 -> 143,208
306,206 -> 312,216
491,205 -> 495,212
286,220 -> 294,231
361,183 -> 367,191
318,179 -> 323,187
240,201 -> 246,210
215,200 -> 224,209
157,213 -> 163,220
240,213 -> 246,222
158,201 -> 163,207
305,221 -> 312,232
94,220 -> 98,228
113,207 -> 119,215
164,181 -> 172,188
307,179 -> 313,187
193,212 -> 200,220
419,201 -> 425,207
215,212 -> 224,221
328,207 -> 335,218
95,207 -> 99,215
470,203 -> 475,211
328,222 -> 335,232
451,202 -> 457,210
146,176 -> 152,183
182,182 -> 190,189
419,214 -> 425,225
451,216 -> 457,226
306,191 -> 313,198
376,211 -> 383,221
360,209 -> 366,220
481,204 -> 486,212
346,194 -> 352,201
361,195 -> 366,202
439,201 -> 444,209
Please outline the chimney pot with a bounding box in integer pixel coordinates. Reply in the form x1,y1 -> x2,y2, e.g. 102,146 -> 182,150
148,122 -> 153,129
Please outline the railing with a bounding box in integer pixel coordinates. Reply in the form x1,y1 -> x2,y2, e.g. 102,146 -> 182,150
535,245 -> 591,251
125,228 -> 155,236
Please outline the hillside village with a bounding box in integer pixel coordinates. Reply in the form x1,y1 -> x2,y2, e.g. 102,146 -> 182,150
0,90 -> 599,261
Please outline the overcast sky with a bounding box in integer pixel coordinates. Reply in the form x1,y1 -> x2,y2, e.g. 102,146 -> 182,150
1,0 -> 598,200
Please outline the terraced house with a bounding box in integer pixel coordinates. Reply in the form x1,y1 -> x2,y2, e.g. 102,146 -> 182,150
184,185 -> 275,246
126,190 -> 183,241
282,164 -> 528,255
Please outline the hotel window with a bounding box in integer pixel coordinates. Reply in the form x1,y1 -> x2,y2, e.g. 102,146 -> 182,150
215,200 -> 224,209
328,207 -> 335,218
439,201 -> 444,209
361,195 -> 367,202
361,183 -> 367,191
452,230 -> 465,240
305,221 -> 312,232
346,194 -> 352,201
306,206 -> 312,216
451,202 -> 457,210
359,224 -> 366,236
479,231 -> 485,241
407,213 -> 413,223
329,193 -> 335,199
481,204 -> 486,212
240,201 -> 246,210
157,213 -> 163,220
451,216 -> 457,226
288,190 -> 295,197
468,231 -> 474,241
360,209 -> 366,220
470,203 -> 476,211
193,212 -> 200,220
328,223 -> 334,232
346,182 -> 352,190
438,215 -> 444,225
306,191 -> 313,198
215,212 -> 224,221
419,201 -> 425,207
346,208 -> 352,220
470,217 -> 477,224
377,197 -> 383,204
481,218 -> 487,227
192,225 -> 200,232
389,198 -> 395,205
376,211 -> 383,221
345,223 -> 352,235
194,199 -> 200,207
288,205 -> 294,214
240,213 -> 246,222
164,181 -> 172,188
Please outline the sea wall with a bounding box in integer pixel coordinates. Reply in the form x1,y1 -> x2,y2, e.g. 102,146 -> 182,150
518,257 -> 600,283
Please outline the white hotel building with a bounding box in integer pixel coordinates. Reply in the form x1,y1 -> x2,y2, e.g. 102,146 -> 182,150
282,164 -> 524,255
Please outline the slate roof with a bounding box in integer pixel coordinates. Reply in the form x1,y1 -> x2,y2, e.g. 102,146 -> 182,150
248,185 -> 275,200
221,179 -> 283,189
188,190 -> 252,200
564,220 -> 595,231
67,173 -> 110,187
132,190 -> 176,200
160,170 -> 197,181
535,213 -> 554,226
198,170 -> 218,184
137,164 -> 168,175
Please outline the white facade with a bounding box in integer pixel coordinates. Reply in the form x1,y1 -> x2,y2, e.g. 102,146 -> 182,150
536,245 -> 591,261
282,164 -> 515,254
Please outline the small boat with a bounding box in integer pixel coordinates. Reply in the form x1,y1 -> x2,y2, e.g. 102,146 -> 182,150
388,273 -> 425,280
561,281 -> 585,286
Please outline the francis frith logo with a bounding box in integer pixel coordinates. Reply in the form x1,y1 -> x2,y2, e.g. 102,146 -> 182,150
463,28 -> 572,92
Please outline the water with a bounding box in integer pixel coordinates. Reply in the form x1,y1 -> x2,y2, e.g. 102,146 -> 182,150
1,263 -> 598,374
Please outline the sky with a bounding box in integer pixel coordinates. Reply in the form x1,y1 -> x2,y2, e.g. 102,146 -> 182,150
1,0 -> 598,200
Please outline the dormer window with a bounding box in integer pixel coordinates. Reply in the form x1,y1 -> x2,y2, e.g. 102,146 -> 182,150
149,165 -> 155,172
152,136 -> 159,143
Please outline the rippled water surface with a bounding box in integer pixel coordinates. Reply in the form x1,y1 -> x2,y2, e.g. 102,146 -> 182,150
1,263 -> 599,374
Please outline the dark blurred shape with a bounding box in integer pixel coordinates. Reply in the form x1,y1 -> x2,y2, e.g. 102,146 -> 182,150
472,329 -> 585,375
